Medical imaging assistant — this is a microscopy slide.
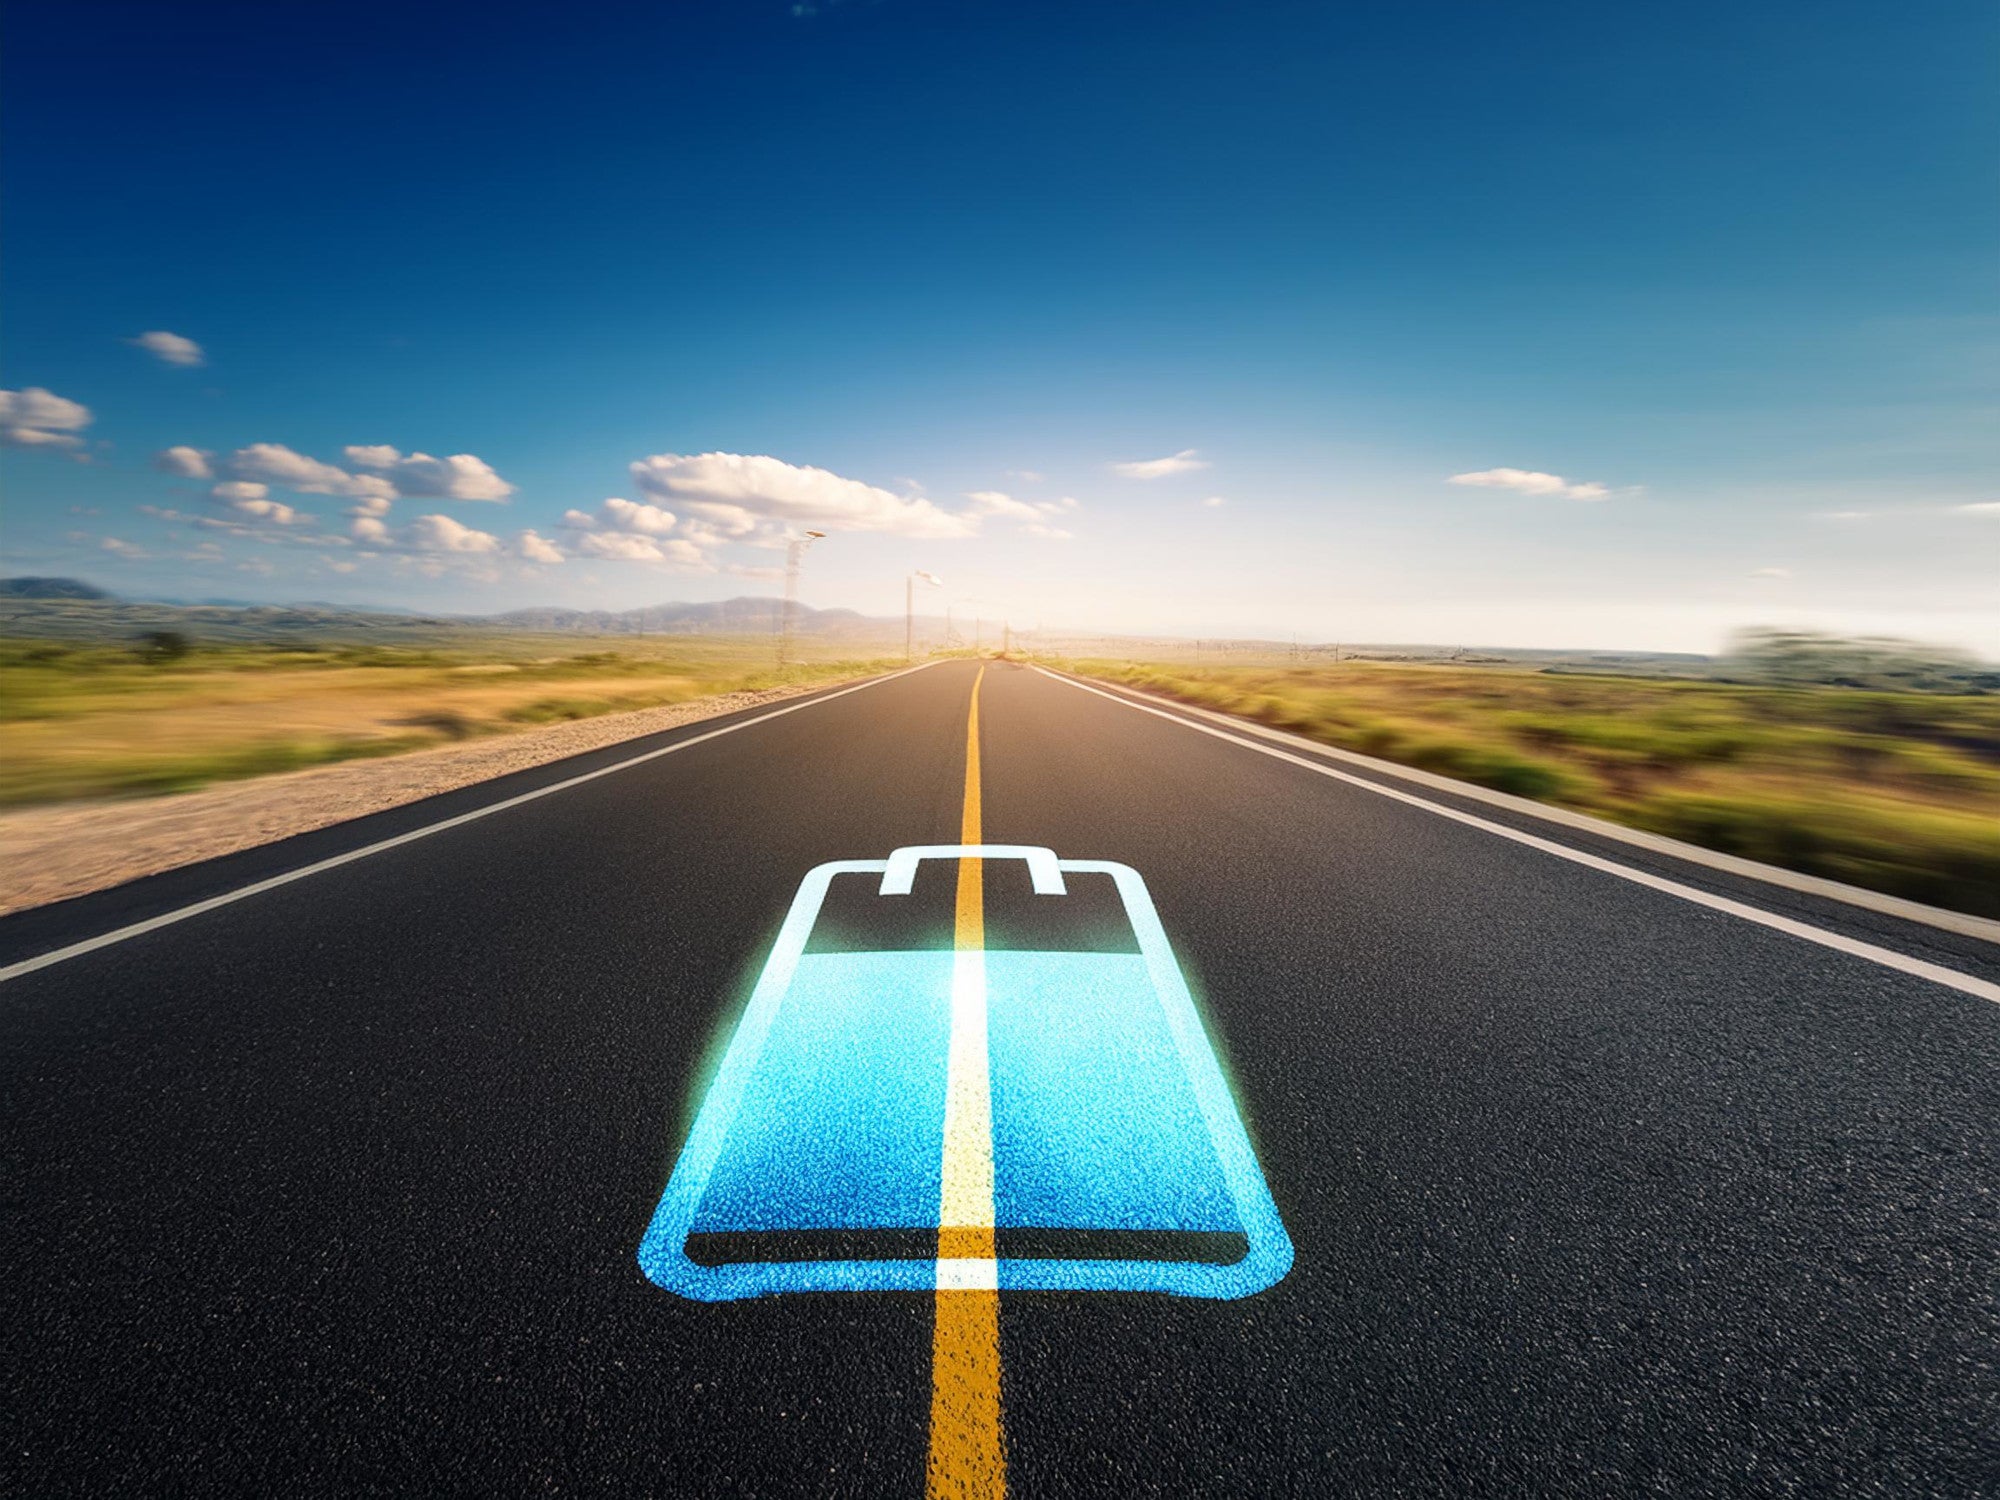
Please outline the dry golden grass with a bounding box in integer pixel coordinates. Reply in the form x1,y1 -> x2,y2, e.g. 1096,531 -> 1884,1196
1064,658 -> 2000,918
0,636 -> 896,805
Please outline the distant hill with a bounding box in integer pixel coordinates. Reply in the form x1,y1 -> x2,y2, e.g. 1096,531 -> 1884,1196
0,590 -> 914,648
0,576 -> 113,600
491,596 -> 887,638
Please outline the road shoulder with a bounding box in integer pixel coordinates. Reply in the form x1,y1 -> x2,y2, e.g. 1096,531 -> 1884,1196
0,675 -> 875,917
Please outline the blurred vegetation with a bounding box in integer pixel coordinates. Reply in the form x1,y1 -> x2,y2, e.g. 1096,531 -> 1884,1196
1059,655 -> 2000,919
1718,627 -> 2000,693
0,634 -> 897,808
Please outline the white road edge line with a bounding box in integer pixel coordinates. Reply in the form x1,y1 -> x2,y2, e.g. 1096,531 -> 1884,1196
0,662 -> 942,986
1039,667 -> 2000,1007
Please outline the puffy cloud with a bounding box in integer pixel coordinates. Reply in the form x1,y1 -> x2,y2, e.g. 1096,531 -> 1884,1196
0,387 -> 93,449
344,444 -> 514,501
965,489 -> 1078,537
352,512 -> 503,554
575,531 -> 712,568
209,478 -> 307,526
228,442 -> 395,499
130,330 -> 205,367
1108,449 -> 1208,479
595,497 -> 678,534
174,441 -> 509,503
156,445 -> 215,479
1448,467 -> 1612,501
228,498 -> 306,526
964,489 -> 1042,521
100,536 -> 147,558
1202,495 -> 1228,508
1004,469 -> 1046,483
517,529 -> 565,565
631,451 -> 976,538
681,500 -> 765,537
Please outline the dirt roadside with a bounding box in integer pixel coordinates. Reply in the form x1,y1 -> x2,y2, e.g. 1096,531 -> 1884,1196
0,674 -> 870,917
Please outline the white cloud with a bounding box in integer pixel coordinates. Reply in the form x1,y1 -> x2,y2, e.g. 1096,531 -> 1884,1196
964,490 -> 1042,521
130,330 -> 205,367
228,443 -> 395,499
1448,467 -> 1612,501
0,387 -> 93,449
347,494 -> 393,518
631,451 -> 976,538
575,531 -> 711,568
965,490 -> 1080,536
1004,469 -> 1046,484
517,529 -> 564,565
1813,509 -> 1874,523
344,444 -> 514,501
100,536 -> 147,559
595,497 -> 678,534
229,498 -> 306,526
1108,449 -> 1208,479
1749,566 -> 1793,579
1201,495 -> 1228,508
352,512 -> 503,554
208,478 -> 308,527
156,445 -> 215,479
680,500 -> 764,537
1954,501 -> 2000,516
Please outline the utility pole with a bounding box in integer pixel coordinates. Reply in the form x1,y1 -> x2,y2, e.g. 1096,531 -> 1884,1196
777,530 -> 827,670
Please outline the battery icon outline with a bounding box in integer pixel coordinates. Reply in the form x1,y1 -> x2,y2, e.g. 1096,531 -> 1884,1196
637,844 -> 1294,1301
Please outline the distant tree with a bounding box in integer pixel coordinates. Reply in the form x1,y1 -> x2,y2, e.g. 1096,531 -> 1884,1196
1723,628 -> 1997,693
133,629 -> 193,664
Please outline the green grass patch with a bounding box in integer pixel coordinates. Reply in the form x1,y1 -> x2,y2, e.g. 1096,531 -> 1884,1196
1059,657 -> 2000,919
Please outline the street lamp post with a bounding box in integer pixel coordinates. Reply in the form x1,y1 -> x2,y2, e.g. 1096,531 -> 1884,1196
906,569 -> 942,662
777,530 -> 827,671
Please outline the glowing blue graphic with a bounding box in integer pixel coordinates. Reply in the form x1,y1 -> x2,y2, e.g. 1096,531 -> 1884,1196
637,847 -> 1293,1300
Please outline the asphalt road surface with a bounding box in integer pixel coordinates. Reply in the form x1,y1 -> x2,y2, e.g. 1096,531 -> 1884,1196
6,659 -> 1997,1497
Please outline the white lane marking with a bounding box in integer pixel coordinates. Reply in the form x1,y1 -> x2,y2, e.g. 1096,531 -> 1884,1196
0,663 -> 942,985
936,1258 -> 1001,1293
937,943 -> 997,1284
1039,668 -> 2000,1007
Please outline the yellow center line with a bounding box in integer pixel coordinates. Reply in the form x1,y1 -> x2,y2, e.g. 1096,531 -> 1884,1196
927,664 -> 1007,1500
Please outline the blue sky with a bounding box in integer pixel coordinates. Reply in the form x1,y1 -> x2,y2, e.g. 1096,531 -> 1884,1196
4,0 -> 1994,651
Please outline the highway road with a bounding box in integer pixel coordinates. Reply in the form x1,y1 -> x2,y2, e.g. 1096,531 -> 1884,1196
6,659 -> 1997,1496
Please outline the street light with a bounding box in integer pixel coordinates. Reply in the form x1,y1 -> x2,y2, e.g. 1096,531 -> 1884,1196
777,530 -> 827,671
906,569 -> 942,661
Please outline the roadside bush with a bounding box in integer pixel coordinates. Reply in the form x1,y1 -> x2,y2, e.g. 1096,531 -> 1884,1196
133,629 -> 192,664
1629,793 -> 2000,918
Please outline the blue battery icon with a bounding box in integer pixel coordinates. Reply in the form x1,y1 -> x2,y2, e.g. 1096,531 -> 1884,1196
637,845 -> 1293,1301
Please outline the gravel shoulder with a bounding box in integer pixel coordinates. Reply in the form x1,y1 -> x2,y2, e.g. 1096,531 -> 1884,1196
0,676 -> 864,916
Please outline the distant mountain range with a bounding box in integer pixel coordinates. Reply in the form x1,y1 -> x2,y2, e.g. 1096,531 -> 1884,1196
492,598 -> 885,637
0,576 -> 113,600
0,579 -> 919,643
